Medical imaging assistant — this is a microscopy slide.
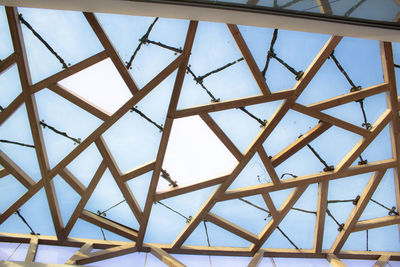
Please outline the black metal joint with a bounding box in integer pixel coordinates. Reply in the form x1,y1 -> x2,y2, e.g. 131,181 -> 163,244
352,195 -> 360,205
323,165 -> 334,172
295,71 -> 304,81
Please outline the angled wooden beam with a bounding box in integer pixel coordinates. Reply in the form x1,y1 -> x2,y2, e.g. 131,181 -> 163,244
30,50 -> 108,94
84,12 -> 139,95
138,20 -> 198,249
262,193 -> 279,219
373,255 -> 391,267
308,83 -> 389,111
206,212 -> 259,244
352,216 -> 400,232
80,209 -> 138,241
251,185 -> 308,253
174,91 -> 292,119
335,109 -> 392,172
6,6 -> 63,238
271,121 -> 332,167
58,168 -> 86,197
0,179 -> 44,224
314,181 -> 329,253
327,253 -> 347,267
220,159 -> 396,201
0,150 -> 35,188
316,0 -> 333,14
258,146 -> 280,184
0,168 -> 8,178
173,35 -> 343,249
227,24 -> 270,95
48,83 -> 111,121
24,236 -> 38,262
76,244 -> 137,265
330,170 -> 386,254
0,93 -> 24,126
247,250 -> 264,267
149,245 -> 186,267
0,53 -> 15,74
155,175 -> 228,201
48,54 -> 183,183
120,160 -> 156,182
292,103 -> 369,136
200,112 -> 243,161
65,242 -> 93,265
95,137 -> 143,223
62,161 -> 107,239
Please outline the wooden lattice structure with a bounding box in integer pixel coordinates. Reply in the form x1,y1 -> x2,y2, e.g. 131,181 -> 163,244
0,4 -> 400,266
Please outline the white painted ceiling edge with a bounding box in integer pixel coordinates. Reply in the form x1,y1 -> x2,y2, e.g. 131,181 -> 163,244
1,0 -> 400,42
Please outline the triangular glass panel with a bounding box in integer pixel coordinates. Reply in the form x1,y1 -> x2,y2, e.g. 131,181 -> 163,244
0,8 -> 13,60
211,195 -> 271,235
0,103 -> 41,181
19,7 -> 103,84
65,143 -> 103,187
59,58 -> 133,114
35,88 -> 103,168
146,186 -> 217,244
0,174 -> 27,214
160,115 -> 237,191
53,174 -> 81,227
85,169 -> 139,230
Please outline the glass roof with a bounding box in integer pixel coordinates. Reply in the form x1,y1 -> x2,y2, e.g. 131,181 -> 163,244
0,3 -> 400,266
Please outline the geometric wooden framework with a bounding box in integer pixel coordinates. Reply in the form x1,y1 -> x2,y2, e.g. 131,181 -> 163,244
0,4 -> 399,266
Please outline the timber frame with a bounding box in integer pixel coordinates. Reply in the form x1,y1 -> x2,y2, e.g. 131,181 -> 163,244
0,3 -> 399,266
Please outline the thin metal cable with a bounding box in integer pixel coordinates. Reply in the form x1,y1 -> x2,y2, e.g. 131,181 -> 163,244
279,0 -> 306,9
40,120 -> 81,144
270,257 -> 277,267
394,64 -> 400,68
19,13 -> 70,69
329,52 -> 359,90
357,100 -> 371,130
197,57 -> 244,83
157,201 -> 192,223
280,173 -> 297,179
126,17 -> 159,69
203,220 -> 213,267
291,207 -> 317,215
238,107 -> 267,127
145,39 -> 182,54
344,0 -> 367,17
130,106 -> 164,132
306,144 -> 334,172
326,208 -> 344,231
0,139 -> 35,148
262,28 -> 278,77
97,199 -> 126,217
301,0 -> 342,12
7,243 -> 22,261
277,226 -> 299,249
186,66 -> 220,102
100,227 -> 106,240
15,210 -> 37,235
370,199 -> 399,215
238,197 -> 270,214
160,169 -> 178,187
366,229 -> 369,251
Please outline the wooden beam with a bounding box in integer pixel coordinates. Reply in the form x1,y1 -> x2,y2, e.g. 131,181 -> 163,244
76,244 -> 137,265
247,250 -> 264,267
30,50 -> 108,94
62,161 -> 107,239
79,209 -> 138,241
308,83 -> 389,111
200,112 -> 243,161
335,109 -> 392,172
149,245 -> 186,267
316,0 -> 333,14
292,103 -> 369,136
314,181 -> 329,253
352,216 -> 400,232
84,12 -> 139,95
206,212 -> 259,244
174,91 -> 292,119
0,93 -> 24,126
47,54 -> 182,184
327,253 -> 347,267
120,160 -> 155,182
138,20 -> 198,249
65,242 -> 93,265
0,150 -> 35,188
95,137 -> 143,223
330,170 -> 386,254
48,83 -> 111,121
0,53 -> 15,74
220,159 -> 396,201
261,193 -> 279,219
6,6 -> 63,238
155,175 -> 228,201
271,121 -> 332,167
227,24 -> 270,95
24,236 -> 38,262
251,185 -> 308,253
373,255 -> 391,267
58,168 -> 86,197
258,146 -> 280,185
